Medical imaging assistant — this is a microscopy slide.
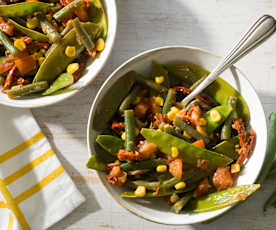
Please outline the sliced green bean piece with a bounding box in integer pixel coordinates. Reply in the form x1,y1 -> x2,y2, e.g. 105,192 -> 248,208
173,117 -> 210,144
39,15 -> 61,43
72,17 -> 94,51
160,177 -> 181,189
136,75 -> 168,96
9,19 -> 48,42
86,154 -> 108,172
96,135 -> 124,157
124,110 -> 136,152
128,181 -> 160,191
152,60 -> 170,88
54,0 -> 83,22
185,184 -> 260,213
6,81 -> 49,99
120,158 -> 167,171
159,122 -> 190,142
162,88 -> 176,114
212,136 -> 239,159
171,193 -> 193,214
257,113 -> 276,183
0,2 -> 50,17
0,30 -> 19,56
141,129 -> 232,169
119,85 -> 141,113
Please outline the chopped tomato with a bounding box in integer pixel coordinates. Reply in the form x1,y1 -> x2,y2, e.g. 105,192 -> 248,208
137,141 -> 157,159
0,62 -> 14,74
106,166 -> 127,186
212,166 -> 235,191
197,159 -> 208,169
1,65 -> 16,92
192,140 -> 205,148
74,4 -> 89,22
134,102 -> 149,119
111,122 -> 125,135
15,55 -> 36,75
193,177 -> 211,198
169,158 -> 183,179
17,77 -> 29,86
0,17 -> 14,36
117,150 -> 143,161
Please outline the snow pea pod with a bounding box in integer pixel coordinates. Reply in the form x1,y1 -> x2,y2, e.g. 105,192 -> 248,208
54,0 -> 83,22
96,135 -> 124,157
0,2 -> 50,17
204,105 -> 232,134
212,136 -> 239,159
185,184 -> 260,213
141,129 -> 232,169
86,154 -> 108,172
43,73 -> 74,96
33,22 -> 100,83
152,60 -> 170,88
120,158 -> 167,171
9,19 -> 48,42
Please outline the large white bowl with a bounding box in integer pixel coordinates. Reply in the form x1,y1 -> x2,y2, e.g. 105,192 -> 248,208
87,46 -> 267,225
0,0 -> 117,108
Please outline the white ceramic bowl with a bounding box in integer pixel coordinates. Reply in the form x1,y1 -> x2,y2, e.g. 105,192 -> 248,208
87,46 -> 267,225
0,0 -> 117,108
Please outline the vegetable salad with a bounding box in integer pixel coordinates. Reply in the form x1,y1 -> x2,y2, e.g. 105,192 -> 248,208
0,0 -> 107,99
87,61 -> 260,214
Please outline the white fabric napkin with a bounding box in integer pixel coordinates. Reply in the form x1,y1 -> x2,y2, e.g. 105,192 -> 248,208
0,105 -> 85,230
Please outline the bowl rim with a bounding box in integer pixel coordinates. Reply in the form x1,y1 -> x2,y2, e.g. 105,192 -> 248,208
87,45 -> 268,225
0,0 -> 118,108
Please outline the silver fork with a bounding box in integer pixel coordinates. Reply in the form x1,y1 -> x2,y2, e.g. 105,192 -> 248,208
181,15 -> 276,105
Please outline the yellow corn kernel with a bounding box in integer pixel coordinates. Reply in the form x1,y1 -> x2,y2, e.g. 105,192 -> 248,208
231,163 -> 240,173
38,57 -> 45,65
133,96 -> 141,105
183,131 -> 192,139
155,76 -> 165,84
170,193 -> 180,203
156,165 -> 167,173
155,96 -> 164,106
135,186 -> 146,197
96,38 -> 105,51
121,132 -> 126,141
167,107 -> 180,121
210,109 -> 221,122
171,147 -> 179,158
199,118 -> 207,126
177,109 -> 186,114
14,39 -> 26,51
175,181 -> 186,190
26,17 -> 39,29
11,85 -> 20,89
134,128 -> 140,137
65,46 -> 76,57
67,63 -> 79,74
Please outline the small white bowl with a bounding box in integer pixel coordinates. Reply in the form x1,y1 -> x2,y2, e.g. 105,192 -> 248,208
87,46 -> 267,225
0,0 -> 117,108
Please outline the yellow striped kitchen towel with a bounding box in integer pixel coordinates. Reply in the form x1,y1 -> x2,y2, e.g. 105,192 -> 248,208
0,105 -> 85,230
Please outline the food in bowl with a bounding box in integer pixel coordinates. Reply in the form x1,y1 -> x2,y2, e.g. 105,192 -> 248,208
87,61 -> 260,214
0,0 -> 107,99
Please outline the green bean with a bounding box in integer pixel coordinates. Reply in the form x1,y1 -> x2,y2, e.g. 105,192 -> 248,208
256,113 -> 276,183
162,88 -> 176,114
39,15 -> 61,43
10,17 -> 26,26
136,76 -> 168,96
61,20 -> 73,37
190,75 -> 207,90
173,117 -> 210,144
158,122 -> 190,142
0,31 -> 19,56
171,193 -> 193,214
96,135 -> 124,157
128,181 -> 160,191
72,17 -> 95,51
6,82 -> 49,99
124,110 -> 136,152
86,154 -> 108,172
119,85 -> 141,113
54,0 -> 83,22
221,96 -> 238,140
152,60 -> 170,88
120,158 -> 167,171
160,177 -> 181,189
264,190 -> 276,212
43,73 -> 74,95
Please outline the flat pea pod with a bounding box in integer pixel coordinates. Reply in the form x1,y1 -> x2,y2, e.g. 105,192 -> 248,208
173,117 -> 210,144
162,88 -> 176,114
8,19 -> 48,42
39,15 -> 61,43
171,193 -> 193,214
204,105 -> 233,134
0,2 -> 50,17
152,60 -> 170,88
264,190 -> 276,212
96,135 -> 124,157
221,96 -> 238,140
124,110 -> 136,152
88,0 -> 108,39
6,81 -> 49,99
33,22 -> 100,83
54,0 -> 84,22
212,136 -> 239,159
42,73 -> 74,96
119,85 -> 141,113
86,154 -> 108,172
0,30 -> 19,56
185,184 -> 260,213
256,112 -> 276,183
141,129 -> 232,169
120,158 -> 167,171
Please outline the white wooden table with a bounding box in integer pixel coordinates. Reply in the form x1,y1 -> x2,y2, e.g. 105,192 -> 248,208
33,0 -> 276,229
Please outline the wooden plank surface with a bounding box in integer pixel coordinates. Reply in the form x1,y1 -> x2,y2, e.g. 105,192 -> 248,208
32,0 -> 276,229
